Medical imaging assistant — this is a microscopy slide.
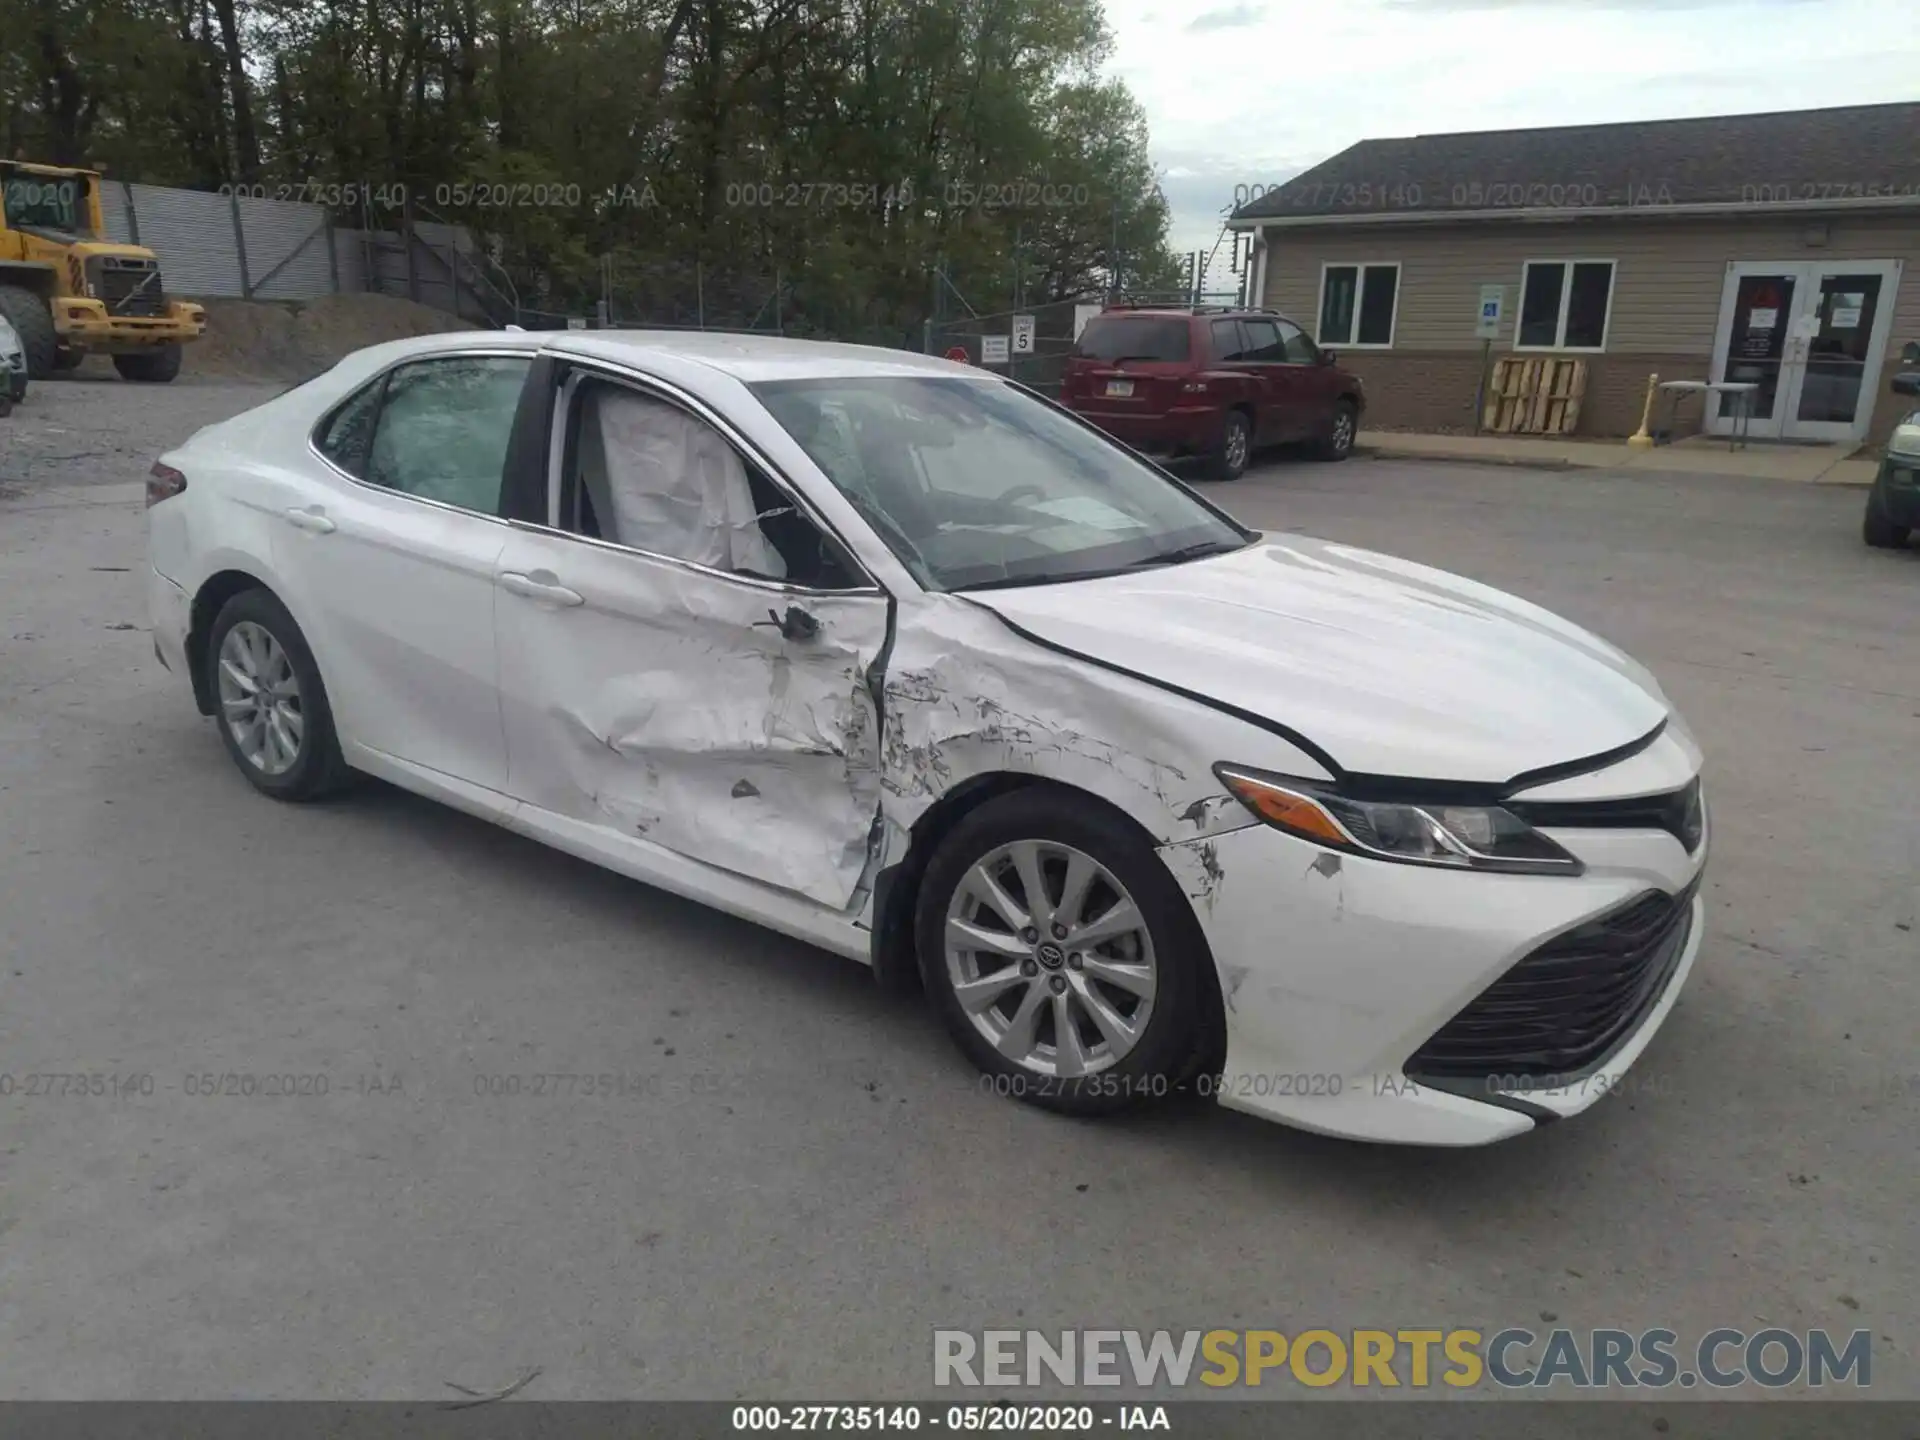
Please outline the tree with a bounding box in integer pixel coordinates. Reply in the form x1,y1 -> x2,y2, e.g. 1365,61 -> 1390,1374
0,0 -> 1181,335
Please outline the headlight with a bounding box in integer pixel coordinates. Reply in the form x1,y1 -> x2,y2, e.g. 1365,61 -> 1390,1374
1889,420 -> 1920,460
1213,764 -> 1584,875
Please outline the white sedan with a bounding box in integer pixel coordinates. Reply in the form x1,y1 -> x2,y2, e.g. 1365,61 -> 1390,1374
146,332 -> 1707,1146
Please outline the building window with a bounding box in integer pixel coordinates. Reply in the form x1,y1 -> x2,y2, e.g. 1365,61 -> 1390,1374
1318,263 -> 1399,348
1516,260 -> 1615,351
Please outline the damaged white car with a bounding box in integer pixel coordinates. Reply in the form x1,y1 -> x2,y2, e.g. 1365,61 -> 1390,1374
147,332 -> 1707,1146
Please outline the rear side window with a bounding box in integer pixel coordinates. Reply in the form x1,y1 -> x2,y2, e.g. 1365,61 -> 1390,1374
1210,319 -> 1248,360
1072,317 -> 1191,363
314,377 -> 385,476
364,356 -> 531,515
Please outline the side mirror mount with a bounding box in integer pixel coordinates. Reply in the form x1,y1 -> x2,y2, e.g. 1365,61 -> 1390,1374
1890,372 -> 1920,397
1317,349 -> 1336,367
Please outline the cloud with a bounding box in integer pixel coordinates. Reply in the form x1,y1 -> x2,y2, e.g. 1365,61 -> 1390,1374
1185,4 -> 1263,32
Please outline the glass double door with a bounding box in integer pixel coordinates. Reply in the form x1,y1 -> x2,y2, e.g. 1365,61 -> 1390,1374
1709,260 -> 1902,442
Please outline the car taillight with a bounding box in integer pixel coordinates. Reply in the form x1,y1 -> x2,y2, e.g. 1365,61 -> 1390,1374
147,461 -> 187,507
1181,380 -> 1209,394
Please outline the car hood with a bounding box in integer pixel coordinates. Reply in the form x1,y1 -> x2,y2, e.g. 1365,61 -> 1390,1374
964,534 -> 1670,787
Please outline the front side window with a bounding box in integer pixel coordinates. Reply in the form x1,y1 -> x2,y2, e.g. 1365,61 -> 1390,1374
1276,318 -> 1318,364
1318,263 -> 1399,347
363,356 -> 530,514
753,376 -> 1253,593
1239,318 -> 1284,361
561,380 -> 860,588
1518,260 -> 1615,350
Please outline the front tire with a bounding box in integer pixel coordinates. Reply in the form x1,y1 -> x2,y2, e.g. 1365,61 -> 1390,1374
1863,490 -> 1909,549
1316,399 -> 1357,461
0,286 -> 58,379
916,789 -> 1211,1116
114,344 -> 182,383
205,589 -> 352,801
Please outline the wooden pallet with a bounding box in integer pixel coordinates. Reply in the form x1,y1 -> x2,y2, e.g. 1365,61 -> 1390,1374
1483,357 -> 1588,435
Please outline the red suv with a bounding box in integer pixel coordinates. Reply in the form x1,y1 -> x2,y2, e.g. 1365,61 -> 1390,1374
1060,307 -> 1364,480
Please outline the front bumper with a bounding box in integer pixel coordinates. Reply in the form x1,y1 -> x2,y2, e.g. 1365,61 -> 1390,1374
56,298 -> 205,350
1159,798 -> 1707,1146
1873,455 -> 1920,527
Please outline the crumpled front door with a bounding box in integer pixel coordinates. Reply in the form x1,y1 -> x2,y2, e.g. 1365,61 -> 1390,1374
493,527 -> 889,910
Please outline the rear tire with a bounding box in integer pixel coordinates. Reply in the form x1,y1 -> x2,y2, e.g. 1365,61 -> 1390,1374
1316,399 -> 1357,461
205,588 -> 353,801
1207,409 -> 1251,481
114,344 -> 182,383
0,286 -> 58,379
1863,490 -> 1909,549
915,789 -> 1211,1117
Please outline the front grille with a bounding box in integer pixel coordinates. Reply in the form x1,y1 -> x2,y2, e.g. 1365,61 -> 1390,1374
1508,776 -> 1704,854
1407,878 -> 1698,1086
89,256 -> 167,316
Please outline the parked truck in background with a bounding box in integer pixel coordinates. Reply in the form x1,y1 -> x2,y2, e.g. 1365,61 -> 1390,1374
0,161 -> 205,382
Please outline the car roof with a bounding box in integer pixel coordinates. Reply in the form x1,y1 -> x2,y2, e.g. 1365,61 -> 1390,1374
554,331 -> 981,382
341,328 -> 990,383
347,328 -> 978,380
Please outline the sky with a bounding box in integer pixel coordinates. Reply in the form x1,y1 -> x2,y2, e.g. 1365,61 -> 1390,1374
1104,0 -> 1919,267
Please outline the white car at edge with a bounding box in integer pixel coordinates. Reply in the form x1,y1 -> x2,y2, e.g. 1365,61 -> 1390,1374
146,331 -> 1708,1146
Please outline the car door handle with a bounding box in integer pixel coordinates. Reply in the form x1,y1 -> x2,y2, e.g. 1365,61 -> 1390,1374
282,506 -> 336,534
498,571 -> 585,607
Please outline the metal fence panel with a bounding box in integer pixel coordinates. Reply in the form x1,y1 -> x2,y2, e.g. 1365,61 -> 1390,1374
333,228 -> 372,294
120,184 -> 246,297
237,194 -> 335,300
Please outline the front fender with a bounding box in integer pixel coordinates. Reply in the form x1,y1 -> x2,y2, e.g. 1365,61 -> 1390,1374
876,593 -> 1329,856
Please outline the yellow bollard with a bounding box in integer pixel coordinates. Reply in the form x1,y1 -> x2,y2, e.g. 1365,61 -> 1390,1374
1626,373 -> 1660,449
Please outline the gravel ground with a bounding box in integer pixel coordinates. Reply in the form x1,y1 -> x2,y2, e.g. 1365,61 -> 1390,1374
0,384 -> 1914,1406
0,377 -> 272,497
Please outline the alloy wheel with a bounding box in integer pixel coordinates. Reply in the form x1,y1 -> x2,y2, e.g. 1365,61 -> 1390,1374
1331,408 -> 1355,454
217,621 -> 305,775
944,840 -> 1158,1077
1226,418 -> 1250,472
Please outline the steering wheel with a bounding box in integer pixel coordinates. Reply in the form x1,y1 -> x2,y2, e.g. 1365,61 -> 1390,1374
997,483 -> 1047,505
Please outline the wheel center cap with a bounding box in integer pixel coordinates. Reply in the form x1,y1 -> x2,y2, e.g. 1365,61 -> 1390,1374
1036,942 -> 1066,969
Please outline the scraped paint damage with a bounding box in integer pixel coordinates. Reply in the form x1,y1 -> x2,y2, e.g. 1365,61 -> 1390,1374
1159,839 -> 1227,915
874,597 -> 1284,855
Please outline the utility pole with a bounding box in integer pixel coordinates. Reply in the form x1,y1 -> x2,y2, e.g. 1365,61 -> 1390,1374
1110,199 -> 1120,303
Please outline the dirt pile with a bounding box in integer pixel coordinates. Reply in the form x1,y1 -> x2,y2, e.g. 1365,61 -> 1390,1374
188,294 -> 481,378
68,293 -> 481,381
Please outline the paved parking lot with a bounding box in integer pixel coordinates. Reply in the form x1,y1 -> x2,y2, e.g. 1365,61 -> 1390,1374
0,381 -> 1915,1401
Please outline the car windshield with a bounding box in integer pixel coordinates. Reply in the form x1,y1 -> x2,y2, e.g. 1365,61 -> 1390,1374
751,375 -> 1251,592
1072,316 -> 1191,362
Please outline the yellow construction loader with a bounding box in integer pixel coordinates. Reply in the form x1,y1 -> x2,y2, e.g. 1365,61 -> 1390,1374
0,161 -> 205,381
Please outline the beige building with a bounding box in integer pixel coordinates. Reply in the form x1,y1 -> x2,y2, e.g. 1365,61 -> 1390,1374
1230,103 -> 1920,446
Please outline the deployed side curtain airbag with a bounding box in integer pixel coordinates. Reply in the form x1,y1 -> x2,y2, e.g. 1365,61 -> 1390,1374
582,387 -> 786,578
